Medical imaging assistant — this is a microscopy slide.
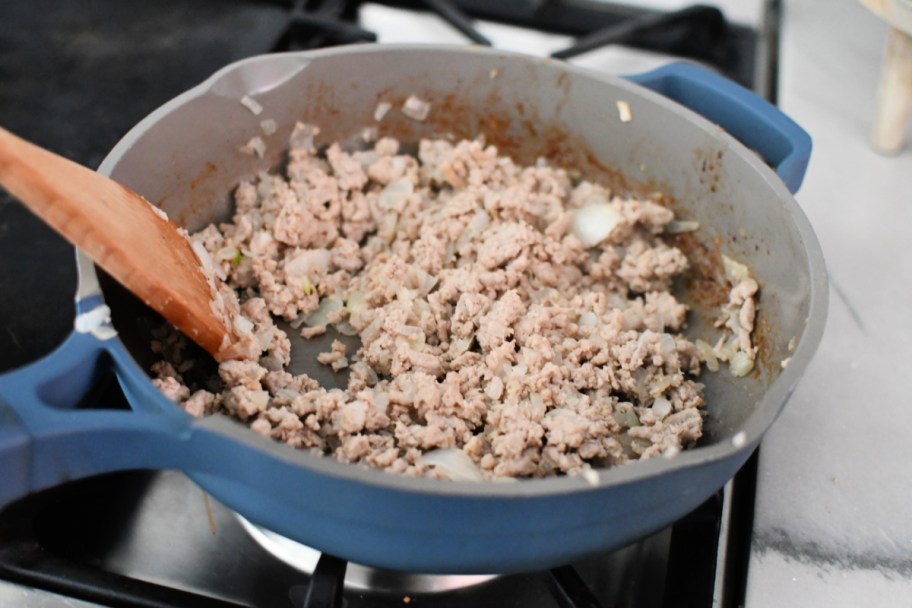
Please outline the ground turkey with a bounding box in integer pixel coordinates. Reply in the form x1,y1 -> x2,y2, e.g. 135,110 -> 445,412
152,122 -> 756,480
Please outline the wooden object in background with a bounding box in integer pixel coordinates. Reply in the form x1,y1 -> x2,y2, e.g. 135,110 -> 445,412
861,0 -> 912,154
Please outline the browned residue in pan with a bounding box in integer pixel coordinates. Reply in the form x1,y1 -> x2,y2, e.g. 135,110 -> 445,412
191,162 -> 217,190
202,491 -> 217,535
669,232 -> 728,312
751,304 -> 776,378
169,161 -> 225,229
167,161 -> 222,227
694,147 -> 725,194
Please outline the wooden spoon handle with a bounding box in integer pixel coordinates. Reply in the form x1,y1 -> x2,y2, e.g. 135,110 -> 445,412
0,126 -> 236,360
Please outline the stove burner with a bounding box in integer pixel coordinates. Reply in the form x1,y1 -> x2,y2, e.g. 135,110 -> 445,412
237,516 -> 499,594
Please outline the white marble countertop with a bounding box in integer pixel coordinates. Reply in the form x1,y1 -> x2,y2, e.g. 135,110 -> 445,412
746,0 -> 912,605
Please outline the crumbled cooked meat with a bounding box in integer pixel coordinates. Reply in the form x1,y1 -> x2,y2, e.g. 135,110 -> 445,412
153,124 -> 761,480
219,360 -> 267,389
300,325 -> 327,339
184,390 -> 217,418
318,339 -> 350,372
711,256 -> 760,376
153,376 -> 190,403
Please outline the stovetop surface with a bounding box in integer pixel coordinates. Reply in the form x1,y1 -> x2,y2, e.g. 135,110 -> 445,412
0,2 -> 769,606
0,468 -> 724,607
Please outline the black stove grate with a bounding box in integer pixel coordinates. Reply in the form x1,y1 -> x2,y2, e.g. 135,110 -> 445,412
0,467 -> 734,608
359,0 -> 755,87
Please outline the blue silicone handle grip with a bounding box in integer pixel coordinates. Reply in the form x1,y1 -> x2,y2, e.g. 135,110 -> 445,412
0,329 -> 187,506
627,62 -> 812,194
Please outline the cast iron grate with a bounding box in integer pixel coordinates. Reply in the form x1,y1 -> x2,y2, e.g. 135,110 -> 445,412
0,470 -> 732,608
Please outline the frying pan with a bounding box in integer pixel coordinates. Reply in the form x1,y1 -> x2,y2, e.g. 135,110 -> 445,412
0,45 -> 827,574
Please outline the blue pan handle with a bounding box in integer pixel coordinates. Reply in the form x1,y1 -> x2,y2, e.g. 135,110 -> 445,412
0,325 -> 188,506
626,62 -> 812,194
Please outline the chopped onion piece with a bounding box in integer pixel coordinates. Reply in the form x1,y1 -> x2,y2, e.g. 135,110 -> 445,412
231,316 -> 254,341
239,136 -> 266,158
714,336 -> 739,362
398,325 -> 423,337
529,393 -> 545,418
484,377 -> 504,400
652,397 -> 672,420
613,409 -> 639,429
402,95 -> 431,121
361,317 -> 382,343
458,210 -> 491,247
285,249 -> 331,280
665,220 -> 700,234
572,203 -> 622,247
729,350 -> 754,377
346,291 -> 367,317
451,337 -> 473,356
305,297 -> 344,327
147,202 -> 170,222
214,246 -> 240,262
191,241 -> 226,281
361,126 -> 378,143
581,468 -> 600,486
662,445 -> 681,459
417,448 -> 483,482
250,390 -> 270,411
695,339 -> 719,372
334,320 -> 358,336
722,254 -> 751,282
379,178 -> 414,211
374,101 -> 391,121
260,119 -> 277,136
240,95 -> 263,115
372,391 -> 389,409
289,122 -> 319,151
658,333 -> 677,355
578,311 -> 598,327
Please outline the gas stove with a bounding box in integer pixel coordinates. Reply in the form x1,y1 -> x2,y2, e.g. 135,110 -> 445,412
0,2 -> 774,606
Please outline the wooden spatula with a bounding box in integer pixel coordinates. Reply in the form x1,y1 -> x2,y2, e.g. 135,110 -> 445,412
0,126 -> 241,361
